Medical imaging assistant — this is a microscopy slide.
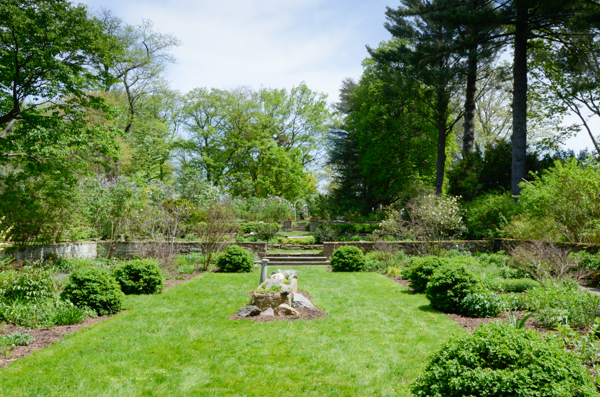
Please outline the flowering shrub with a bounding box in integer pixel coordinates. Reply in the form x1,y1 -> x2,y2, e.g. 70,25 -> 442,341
379,193 -> 464,255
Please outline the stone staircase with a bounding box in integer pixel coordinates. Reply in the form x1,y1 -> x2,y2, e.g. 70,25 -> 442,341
261,252 -> 329,267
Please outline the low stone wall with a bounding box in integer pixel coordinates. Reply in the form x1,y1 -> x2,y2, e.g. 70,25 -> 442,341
322,241 -> 493,258
9,242 -> 98,261
322,239 -> 600,259
9,241 -> 267,261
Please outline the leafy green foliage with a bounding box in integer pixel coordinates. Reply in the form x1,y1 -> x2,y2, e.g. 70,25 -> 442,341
314,223 -> 338,243
497,278 -> 541,293
402,256 -> 449,293
239,222 -> 281,234
519,158 -> 600,243
411,322 -> 599,396
0,332 -> 34,348
0,268 -> 58,302
328,68 -> 437,215
330,246 -> 366,272
61,268 -> 125,315
526,281 -> 600,329
425,263 -> 481,314
0,298 -> 94,328
364,250 -> 406,272
113,260 -> 164,295
464,192 -> 521,239
255,223 -> 280,241
461,291 -> 503,318
501,293 -> 528,311
216,245 -> 254,273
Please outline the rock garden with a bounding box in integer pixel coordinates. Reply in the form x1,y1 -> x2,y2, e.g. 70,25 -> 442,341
233,269 -> 326,321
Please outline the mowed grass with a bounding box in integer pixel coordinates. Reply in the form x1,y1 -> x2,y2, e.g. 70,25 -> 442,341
0,267 -> 464,397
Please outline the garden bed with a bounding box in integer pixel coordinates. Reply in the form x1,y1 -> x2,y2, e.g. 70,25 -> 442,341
0,270 -> 206,369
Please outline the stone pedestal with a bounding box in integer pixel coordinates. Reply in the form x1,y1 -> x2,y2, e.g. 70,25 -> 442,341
309,220 -> 319,232
283,220 -> 292,232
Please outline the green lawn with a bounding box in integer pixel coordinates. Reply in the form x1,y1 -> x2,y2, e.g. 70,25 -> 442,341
0,267 -> 464,396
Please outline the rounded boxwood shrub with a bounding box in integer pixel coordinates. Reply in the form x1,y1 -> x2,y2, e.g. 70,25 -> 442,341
412,322 -> 598,396
217,245 -> 254,273
330,246 -> 366,272
61,268 -> 124,316
402,256 -> 449,293
425,263 -> 480,313
113,259 -> 164,295
461,290 -> 503,318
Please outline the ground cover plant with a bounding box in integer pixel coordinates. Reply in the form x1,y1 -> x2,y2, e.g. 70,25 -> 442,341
0,266 -> 465,396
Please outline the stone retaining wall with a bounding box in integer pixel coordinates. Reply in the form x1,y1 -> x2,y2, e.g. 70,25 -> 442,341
9,242 -> 98,261
9,241 -> 267,260
322,239 -> 600,258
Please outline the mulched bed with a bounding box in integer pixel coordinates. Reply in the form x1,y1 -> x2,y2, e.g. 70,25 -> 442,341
388,276 -> 547,334
231,290 -> 328,322
0,270 -> 207,369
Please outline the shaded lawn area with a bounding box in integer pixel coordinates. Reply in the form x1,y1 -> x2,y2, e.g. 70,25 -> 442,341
0,267 -> 464,397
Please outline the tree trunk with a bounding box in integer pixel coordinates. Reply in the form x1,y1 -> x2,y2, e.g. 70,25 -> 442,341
511,1 -> 529,199
463,46 -> 478,157
435,92 -> 449,195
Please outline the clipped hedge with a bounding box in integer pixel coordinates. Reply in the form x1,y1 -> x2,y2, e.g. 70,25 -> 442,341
113,259 -> 164,295
61,268 -> 124,316
217,245 -> 254,273
412,322 -> 598,396
330,246 -> 366,272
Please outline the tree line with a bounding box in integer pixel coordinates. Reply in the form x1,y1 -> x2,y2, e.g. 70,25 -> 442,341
327,0 -> 600,215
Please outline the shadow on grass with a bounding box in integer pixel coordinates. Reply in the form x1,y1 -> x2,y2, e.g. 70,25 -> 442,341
417,304 -> 437,313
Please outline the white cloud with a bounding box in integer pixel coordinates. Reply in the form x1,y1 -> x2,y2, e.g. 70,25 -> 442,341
79,0 -> 392,102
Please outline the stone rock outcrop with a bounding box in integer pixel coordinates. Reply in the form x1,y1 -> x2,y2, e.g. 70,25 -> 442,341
259,308 -> 275,316
252,290 -> 291,310
237,305 -> 261,317
276,303 -> 299,316
292,293 -> 314,309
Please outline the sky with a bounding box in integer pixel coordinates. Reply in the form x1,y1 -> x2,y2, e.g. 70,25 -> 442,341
78,0 -> 596,152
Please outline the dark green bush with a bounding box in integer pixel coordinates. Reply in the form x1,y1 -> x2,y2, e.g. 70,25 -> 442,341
315,223 -> 338,243
461,291 -> 503,318
0,268 -> 58,302
113,259 -> 164,295
330,246 -> 366,272
61,268 -> 124,315
412,322 -> 598,396
216,245 -> 254,273
402,256 -> 449,293
499,278 -> 541,293
255,223 -> 280,241
425,263 -> 481,313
